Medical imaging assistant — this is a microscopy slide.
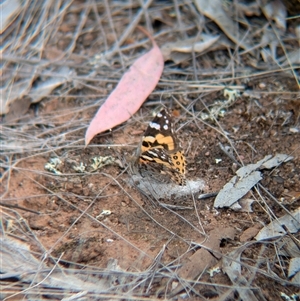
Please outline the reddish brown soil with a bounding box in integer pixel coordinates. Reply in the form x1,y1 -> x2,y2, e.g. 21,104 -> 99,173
1,76 -> 299,299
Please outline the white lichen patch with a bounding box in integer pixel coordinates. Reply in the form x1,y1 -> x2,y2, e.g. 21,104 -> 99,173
200,87 -> 240,121
44,157 -> 62,175
73,162 -> 86,173
90,156 -> 115,172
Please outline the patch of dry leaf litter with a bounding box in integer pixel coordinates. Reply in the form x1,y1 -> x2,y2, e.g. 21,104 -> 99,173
1,0 -> 300,300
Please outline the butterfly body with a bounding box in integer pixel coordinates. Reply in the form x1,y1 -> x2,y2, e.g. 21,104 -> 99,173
137,108 -> 186,186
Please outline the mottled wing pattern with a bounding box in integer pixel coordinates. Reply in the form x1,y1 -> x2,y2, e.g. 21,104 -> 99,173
138,108 -> 186,186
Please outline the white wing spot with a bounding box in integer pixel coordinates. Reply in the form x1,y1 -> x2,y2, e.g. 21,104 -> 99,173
159,153 -> 166,159
163,124 -> 168,130
147,150 -> 159,157
149,122 -> 160,130
157,112 -> 162,117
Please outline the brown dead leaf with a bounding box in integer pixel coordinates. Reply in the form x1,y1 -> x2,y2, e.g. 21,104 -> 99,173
194,0 -> 251,50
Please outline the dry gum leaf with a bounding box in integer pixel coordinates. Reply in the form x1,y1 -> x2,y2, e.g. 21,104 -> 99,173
85,28 -> 164,145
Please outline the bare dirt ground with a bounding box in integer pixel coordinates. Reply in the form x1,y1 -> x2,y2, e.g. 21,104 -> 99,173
1,1 -> 300,300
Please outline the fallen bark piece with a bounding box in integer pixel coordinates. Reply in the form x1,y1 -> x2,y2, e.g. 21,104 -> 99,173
169,227 -> 236,298
214,171 -> 262,208
214,154 -> 293,208
222,246 -> 259,301
255,208 -> 300,241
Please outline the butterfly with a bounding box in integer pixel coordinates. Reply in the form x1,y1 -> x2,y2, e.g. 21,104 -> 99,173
136,108 -> 186,186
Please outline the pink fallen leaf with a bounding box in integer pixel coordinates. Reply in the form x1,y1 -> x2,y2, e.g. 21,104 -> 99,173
85,28 -> 164,145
